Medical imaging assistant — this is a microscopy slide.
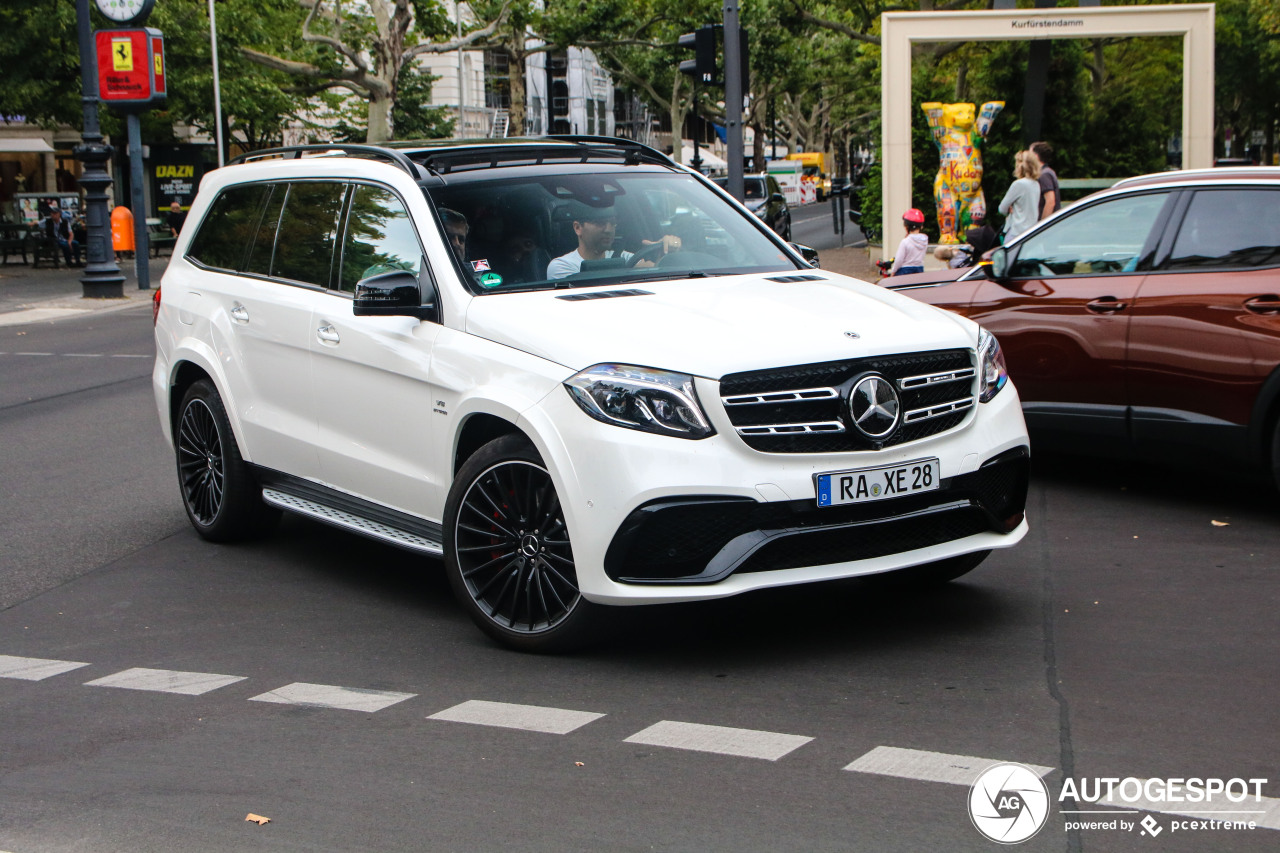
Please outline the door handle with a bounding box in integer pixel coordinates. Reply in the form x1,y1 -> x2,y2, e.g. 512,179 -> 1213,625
316,323 -> 340,344
1085,297 -> 1127,314
1244,295 -> 1280,315
230,302 -> 249,323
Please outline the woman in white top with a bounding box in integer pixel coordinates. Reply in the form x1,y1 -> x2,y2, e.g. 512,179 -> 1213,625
997,150 -> 1042,244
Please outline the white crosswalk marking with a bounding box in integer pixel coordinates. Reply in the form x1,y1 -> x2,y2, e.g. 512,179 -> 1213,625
0,654 -> 90,681
844,745 -> 1054,785
428,699 -> 605,734
624,720 -> 813,761
84,667 -> 247,695
249,682 -> 415,712
1096,781 -> 1280,829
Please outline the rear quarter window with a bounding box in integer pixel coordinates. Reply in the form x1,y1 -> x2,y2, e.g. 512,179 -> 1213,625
1166,188 -> 1280,270
186,184 -> 272,271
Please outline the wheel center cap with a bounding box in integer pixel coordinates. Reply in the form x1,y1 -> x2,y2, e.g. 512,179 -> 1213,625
520,533 -> 540,558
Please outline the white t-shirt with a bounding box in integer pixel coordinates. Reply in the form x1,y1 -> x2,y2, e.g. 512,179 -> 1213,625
546,249 -> 632,279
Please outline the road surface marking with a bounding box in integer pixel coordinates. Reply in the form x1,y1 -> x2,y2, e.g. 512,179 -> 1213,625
624,720 -> 812,761
1094,780 -> 1280,829
85,667 -> 247,695
843,745 -> 1054,785
428,699 -> 605,734
249,682 -> 416,712
0,654 -> 90,681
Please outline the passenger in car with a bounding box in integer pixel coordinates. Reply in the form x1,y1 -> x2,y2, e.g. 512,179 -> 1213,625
439,208 -> 469,260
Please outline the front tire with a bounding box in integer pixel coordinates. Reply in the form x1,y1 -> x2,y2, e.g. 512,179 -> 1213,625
443,434 -> 602,652
175,379 -> 279,542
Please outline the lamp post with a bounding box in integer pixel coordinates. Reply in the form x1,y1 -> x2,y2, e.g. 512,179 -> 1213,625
73,0 -> 125,298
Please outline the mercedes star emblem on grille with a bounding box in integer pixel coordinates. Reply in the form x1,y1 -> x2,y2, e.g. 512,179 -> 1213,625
849,374 -> 901,439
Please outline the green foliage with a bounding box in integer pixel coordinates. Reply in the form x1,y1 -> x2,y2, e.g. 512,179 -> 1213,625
392,70 -> 456,140
0,0 -> 83,127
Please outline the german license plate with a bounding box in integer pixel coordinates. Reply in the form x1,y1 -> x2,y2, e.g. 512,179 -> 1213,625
815,458 -> 940,507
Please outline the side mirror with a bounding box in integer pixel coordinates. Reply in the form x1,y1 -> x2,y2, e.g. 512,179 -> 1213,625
790,243 -> 820,268
353,270 -> 437,321
770,193 -> 786,204
988,246 -> 1009,280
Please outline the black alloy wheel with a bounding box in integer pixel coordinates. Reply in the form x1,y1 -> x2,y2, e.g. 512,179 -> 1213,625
444,435 -> 601,652
175,379 -> 279,541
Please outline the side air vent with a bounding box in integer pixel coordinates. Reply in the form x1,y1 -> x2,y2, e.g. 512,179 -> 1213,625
556,289 -> 654,302
766,274 -> 826,283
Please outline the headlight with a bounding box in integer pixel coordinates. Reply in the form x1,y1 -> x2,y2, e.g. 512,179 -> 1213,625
978,327 -> 1008,403
565,364 -> 714,439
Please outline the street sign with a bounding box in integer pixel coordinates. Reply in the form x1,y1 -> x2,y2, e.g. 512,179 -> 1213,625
95,28 -> 166,111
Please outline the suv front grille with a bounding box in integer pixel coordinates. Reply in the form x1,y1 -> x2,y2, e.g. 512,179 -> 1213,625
719,350 -> 975,453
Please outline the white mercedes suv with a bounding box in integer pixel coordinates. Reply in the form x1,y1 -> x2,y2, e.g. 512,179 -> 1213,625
153,138 -> 1030,651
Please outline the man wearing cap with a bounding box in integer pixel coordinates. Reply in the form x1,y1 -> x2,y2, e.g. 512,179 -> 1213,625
547,203 -> 679,279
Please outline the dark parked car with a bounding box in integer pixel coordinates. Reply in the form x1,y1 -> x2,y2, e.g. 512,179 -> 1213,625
885,167 -> 1280,484
715,174 -> 791,240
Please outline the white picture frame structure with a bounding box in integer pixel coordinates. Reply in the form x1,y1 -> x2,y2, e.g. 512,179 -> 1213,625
880,4 -> 1215,246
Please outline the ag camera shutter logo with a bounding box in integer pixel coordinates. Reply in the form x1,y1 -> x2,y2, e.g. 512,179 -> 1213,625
969,763 -> 1051,844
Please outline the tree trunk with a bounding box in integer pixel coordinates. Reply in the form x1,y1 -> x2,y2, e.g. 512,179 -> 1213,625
669,76 -> 684,163
508,43 -> 528,136
368,91 -> 394,142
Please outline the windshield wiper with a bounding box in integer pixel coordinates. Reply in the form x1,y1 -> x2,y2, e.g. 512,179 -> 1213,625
611,270 -> 712,284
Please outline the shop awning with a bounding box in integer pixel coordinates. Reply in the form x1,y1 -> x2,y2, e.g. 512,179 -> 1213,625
0,138 -> 55,153
678,143 -> 729,170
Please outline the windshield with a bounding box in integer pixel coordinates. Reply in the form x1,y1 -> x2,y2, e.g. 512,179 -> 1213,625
425,168 -> 800,293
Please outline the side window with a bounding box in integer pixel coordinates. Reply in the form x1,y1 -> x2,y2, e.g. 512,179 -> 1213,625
186,183 -> 270,271
1011,192 -> 1168,277
243,184 -> 285,277
271,181 -> 347,287
1166,188 -> 1280,270
339,185 -> 423,292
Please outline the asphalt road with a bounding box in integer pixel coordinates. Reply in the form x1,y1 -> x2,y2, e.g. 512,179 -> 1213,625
790,200 -> 865,253
1,305 -> 1277,852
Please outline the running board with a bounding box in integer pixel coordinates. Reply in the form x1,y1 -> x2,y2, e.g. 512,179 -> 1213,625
262,488 -> 445,556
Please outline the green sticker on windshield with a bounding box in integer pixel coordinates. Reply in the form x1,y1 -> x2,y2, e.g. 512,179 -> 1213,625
480,272 -> 503,288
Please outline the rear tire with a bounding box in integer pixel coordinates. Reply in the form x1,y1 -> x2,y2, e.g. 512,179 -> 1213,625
175,380 -> 280,542
443,434 -> 604,652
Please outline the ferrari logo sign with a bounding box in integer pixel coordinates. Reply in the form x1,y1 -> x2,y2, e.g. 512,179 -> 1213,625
111,37 -> 133,71
96,28 -> 166,110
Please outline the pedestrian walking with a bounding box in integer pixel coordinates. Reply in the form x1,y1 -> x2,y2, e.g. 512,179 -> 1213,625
997,150 -> 1042,244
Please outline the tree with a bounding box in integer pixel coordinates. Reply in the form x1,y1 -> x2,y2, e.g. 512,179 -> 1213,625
239,0 -> 512,143
154,0 -> 327,156
0,0 -> 84,128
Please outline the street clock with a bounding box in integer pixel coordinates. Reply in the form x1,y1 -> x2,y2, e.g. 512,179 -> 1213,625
94,0 -> 156,25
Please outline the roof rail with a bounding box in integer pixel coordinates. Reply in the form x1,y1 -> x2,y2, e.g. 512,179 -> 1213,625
543,135 -> 674,165
228,144 -> 428,180
407,136 -> 677,174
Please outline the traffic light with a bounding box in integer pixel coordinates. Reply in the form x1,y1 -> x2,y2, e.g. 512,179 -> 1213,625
678,26 -> 717,84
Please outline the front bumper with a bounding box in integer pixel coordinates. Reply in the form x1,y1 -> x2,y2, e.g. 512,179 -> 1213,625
519,369 -> 1031,606
604,447 -> 1028,584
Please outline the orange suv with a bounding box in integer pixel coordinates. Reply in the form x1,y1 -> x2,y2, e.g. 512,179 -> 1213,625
886,167 -> 1280,485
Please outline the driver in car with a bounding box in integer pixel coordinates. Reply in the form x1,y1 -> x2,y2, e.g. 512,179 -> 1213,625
547,203 -> 681,279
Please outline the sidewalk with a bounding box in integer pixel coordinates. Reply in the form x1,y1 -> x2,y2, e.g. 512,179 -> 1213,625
817,242 -> 948,281
0,256 -> 166,326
